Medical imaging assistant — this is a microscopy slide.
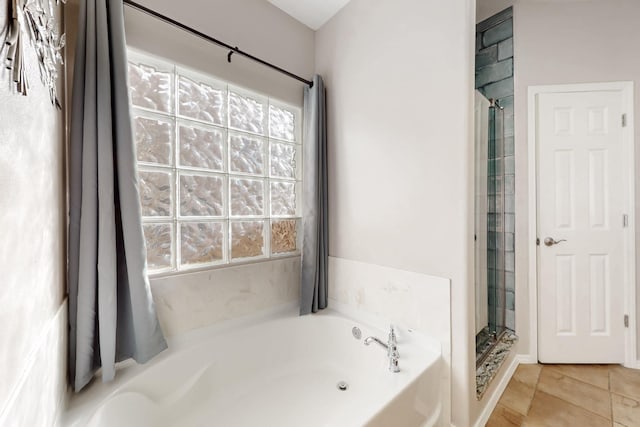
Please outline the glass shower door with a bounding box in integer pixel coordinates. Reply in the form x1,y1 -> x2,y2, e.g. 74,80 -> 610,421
475,93 -> 507,365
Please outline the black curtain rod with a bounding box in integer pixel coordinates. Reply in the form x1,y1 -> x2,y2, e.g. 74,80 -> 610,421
122,0 -> 314,88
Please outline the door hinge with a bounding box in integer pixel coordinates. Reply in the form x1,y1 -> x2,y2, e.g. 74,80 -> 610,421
624,314 -> 629,328
623,214 -> 629,228
622,113 -> 628,127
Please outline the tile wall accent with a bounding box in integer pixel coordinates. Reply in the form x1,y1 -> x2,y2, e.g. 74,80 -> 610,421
150,257 -> 300,337
328,256 -> 451,425
0,303 -> 68,426
476,7 -> 515,331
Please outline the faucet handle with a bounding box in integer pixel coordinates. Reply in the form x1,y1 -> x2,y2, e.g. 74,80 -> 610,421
388,355 -> 400,373
387,325 -> 398,354
388,324 -> 397,345
388,343 -> 400,359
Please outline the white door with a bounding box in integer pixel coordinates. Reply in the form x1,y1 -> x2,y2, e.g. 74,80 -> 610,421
537,89 -> 627,363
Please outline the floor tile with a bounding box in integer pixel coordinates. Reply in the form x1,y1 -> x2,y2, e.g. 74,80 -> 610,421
536,368 -> 611,419
524,390 -> 611,427
513,364 -> 543,388
610,366 -> 640,400
544,364 -> 609,390
612,393 -> 640,427
486,404 -> 525,427
499,373 -> 537,416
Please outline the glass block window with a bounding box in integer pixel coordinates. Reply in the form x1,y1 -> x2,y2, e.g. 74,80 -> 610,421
128,50 -> 302,274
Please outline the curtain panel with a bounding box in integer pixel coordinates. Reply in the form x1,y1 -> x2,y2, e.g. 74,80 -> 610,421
300,75 -> 328,315
68,0 -> 167,392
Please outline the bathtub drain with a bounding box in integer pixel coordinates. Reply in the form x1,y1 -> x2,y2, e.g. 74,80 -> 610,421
336,381 -> 349,391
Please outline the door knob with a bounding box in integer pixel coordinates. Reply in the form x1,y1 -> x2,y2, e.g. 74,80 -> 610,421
544,237 -> 567,247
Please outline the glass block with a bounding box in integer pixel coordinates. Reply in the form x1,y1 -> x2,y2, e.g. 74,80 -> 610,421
230,178 -> 264,216
143,223 -> 173,270
269,104 -> 296,142
138,170 -> 172,217
180,222 -> 224,265
128,62 -> 172,113
270,181 -> 296,216
179,124 -> 224,171
134,115 -> 173,165
270,142 -> 298,179
179,174 -> 223,216
229,90 -> 265,134
229,133 -> 264,175
178,75 -> 225,125
231,221 -> 265,259
271,219 -> 298,254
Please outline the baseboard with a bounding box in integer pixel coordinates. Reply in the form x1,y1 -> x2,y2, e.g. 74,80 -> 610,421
473,353 -> 521,427
516,354 -> 538,364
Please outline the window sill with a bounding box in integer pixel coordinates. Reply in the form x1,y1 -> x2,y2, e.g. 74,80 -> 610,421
147,253 -> 301,281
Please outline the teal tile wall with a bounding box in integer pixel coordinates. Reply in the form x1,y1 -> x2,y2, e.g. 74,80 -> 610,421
481,77 -> 513,100
476,59 -> 513,88
476,7 -> 515,333
498,38 -> 513,61
482,18 -> 513,46
476,45 -> 498,69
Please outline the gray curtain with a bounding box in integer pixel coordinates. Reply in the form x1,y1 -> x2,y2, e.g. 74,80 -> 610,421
68,0 -> 167,392
300,75 -> 328,315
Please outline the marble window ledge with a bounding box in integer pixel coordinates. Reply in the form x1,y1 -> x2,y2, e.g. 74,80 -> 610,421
476,333 -> 519,399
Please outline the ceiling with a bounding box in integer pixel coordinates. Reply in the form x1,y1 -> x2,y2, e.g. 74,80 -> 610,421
266,0 -> 351,30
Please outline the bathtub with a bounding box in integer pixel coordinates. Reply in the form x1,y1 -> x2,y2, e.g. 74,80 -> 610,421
64,308 -> 442,427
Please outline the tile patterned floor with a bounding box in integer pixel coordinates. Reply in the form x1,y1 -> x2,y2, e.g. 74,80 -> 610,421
487,364 -> 640,426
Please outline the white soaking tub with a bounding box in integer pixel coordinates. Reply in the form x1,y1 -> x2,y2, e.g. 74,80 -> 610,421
64,308 -> 442,427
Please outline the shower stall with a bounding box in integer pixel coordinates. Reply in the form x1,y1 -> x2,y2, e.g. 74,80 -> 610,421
474,91 -> 507,365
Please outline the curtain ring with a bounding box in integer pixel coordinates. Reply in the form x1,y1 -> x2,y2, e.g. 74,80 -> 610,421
227,47 -> 238,63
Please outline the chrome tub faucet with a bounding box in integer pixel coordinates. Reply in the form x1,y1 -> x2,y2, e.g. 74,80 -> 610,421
364,325 -> 400,373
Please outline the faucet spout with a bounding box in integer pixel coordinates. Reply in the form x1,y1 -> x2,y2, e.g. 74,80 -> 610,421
364,336 -> 388,349
364,325 -> 400,373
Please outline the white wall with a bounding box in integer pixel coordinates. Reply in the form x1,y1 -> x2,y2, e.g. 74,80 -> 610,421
121,0 -> 315,334
0,2 -> 67,425
512,0 -> 640,360
314,0 -> 476,425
